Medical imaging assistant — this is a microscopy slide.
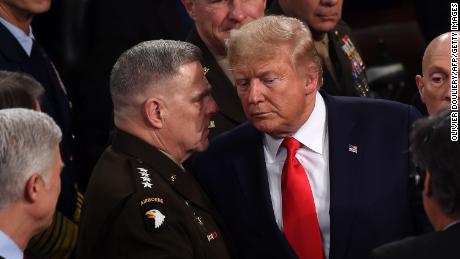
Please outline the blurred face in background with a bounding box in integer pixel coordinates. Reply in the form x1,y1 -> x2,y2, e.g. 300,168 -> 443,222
279,0 -> 343,37
182,0 -> 266,55
416,33 -> 453,115
0,0 -> 51,17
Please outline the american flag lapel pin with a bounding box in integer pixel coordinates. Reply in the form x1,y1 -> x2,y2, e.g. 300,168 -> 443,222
348,144 -> 358,154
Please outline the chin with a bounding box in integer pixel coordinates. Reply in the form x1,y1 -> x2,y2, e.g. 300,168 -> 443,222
195,139 -> 210,152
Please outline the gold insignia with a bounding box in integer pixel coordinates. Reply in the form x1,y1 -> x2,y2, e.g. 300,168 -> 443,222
208,120 -> 215,129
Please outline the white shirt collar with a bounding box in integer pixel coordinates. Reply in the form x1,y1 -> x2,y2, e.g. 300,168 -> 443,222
0,230 -> 23,259
264,92 -> 327,160
443,219 -> 460,231
0,16 -> 34,56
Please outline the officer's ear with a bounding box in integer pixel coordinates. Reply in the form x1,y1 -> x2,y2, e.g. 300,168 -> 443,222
416,75 -> 426,103
24,173 -> 43,204
144,97 -> 164,129
181,0 -> 196,19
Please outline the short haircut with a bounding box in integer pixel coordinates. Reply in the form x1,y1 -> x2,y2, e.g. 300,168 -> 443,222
110,40 -> 202,119
0,108 -> 62,208
227,15 -> 322,84
410,110 -> 460,218
0,70 -> 44,110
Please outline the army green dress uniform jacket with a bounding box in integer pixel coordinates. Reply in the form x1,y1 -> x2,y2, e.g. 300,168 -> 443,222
77,130 -> 234,259
267,0 -> 369,97
187,28 -> 247,139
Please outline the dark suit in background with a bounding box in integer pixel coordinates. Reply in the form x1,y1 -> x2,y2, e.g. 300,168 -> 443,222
186,28 -> 246,139
371,222 -> 460,259
0,21 -> 80,258
189,92 -> 430,259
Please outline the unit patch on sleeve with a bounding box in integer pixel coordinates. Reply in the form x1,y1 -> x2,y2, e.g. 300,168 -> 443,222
140,196 -> 167,231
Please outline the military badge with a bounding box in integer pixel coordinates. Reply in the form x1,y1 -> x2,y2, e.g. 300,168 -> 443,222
145,209 -> 166,229
140,196 -> 166,231
137,167 -> 153,188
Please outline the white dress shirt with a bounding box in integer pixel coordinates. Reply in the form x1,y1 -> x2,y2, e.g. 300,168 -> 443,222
0,230 -> 23,259
0,17 -> 34,56
264,92 -> 331,259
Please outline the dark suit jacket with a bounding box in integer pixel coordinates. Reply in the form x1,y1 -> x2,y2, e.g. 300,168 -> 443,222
189,91 -> 431,259
77,130 -> 235,259
186,28 -> 246,139
371,222 -> 460,259
267,0 -> 369,97
0,21 -> 79,215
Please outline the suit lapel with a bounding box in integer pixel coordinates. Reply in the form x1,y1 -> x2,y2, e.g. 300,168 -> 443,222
0,22 -> 30,63
187,29 -> 246,125
233,125 -> 294,254
323,92 -> 362,259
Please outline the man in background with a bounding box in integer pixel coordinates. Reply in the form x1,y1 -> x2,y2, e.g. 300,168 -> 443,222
0,108 -> 63,259
182,0 -> 266,137
267,0 -> 369,97
372,110 -> 460,258
415,32 -> 455,115
0,1 -> 82,256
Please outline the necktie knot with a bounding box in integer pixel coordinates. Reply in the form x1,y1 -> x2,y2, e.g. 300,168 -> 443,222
282,137 -> 301,157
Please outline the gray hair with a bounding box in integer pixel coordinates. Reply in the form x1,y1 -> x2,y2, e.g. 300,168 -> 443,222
228,15 -> 323,86
0,108 -> 62,208
0,70 -> 44,110
110,40 -> 202,119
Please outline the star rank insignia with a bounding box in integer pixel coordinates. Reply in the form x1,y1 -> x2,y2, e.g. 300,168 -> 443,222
137,167 -> 153,188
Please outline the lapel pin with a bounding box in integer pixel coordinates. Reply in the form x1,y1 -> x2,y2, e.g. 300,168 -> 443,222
348,144 -> 358,154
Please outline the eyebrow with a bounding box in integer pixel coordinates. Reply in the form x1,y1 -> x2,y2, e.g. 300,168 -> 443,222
427,65 -> 449,74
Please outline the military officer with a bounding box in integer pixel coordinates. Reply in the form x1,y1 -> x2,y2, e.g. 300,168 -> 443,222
76,40 -> 234,259
267,0 -> 370,97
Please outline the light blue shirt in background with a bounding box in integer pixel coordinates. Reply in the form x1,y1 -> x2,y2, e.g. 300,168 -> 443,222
0,16 -> 34,56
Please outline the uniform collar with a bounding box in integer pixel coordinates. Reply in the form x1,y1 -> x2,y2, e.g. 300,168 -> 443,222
112,129 -> 212,211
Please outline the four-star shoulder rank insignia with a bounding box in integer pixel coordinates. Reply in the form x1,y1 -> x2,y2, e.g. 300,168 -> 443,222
137,167 -> 153,188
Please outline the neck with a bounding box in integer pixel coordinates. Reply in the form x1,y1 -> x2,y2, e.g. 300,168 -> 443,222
196,28 -> 226,56
116,119 -> 187,164
0,3 -> 33,34
0,207 -> 35,250
312,32 -> 327,41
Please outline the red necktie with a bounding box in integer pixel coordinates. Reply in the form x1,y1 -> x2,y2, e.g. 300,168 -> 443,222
281,137 -> 324,259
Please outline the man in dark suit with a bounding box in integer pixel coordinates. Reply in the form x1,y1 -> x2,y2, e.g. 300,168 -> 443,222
267,0 -> 369,97
0,0 -> 81,257
189,16 -> 430,259
371,110 -> 460,259
181,0 -> 266,138
77,40 -> 235,258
